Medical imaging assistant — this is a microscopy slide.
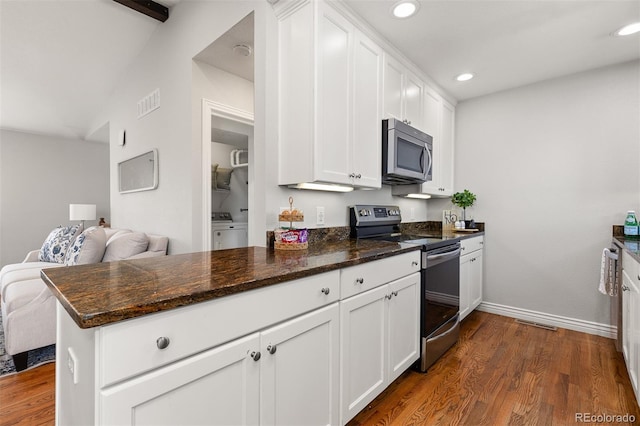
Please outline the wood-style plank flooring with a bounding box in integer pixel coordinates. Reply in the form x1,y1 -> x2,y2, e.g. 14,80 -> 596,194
0,311 -> 637,425
349,311 -> 640,425
0,362 -> 55,426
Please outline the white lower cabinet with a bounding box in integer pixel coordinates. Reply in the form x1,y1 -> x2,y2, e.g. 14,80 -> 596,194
459,236 -> 484,320
100,333 -> 261,425
260,303 -> 340,426
340,273 -> 420,424
622,250 -> 640,405
99,303 -> 340,426
56,252 -> 422,426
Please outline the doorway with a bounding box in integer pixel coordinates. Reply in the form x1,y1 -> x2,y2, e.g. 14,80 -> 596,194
194,12 -> 255,251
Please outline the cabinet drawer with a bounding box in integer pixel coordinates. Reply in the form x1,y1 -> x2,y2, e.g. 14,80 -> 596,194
460,236 -> 484,255
98,270 -> 339,388
340,251 -> 420,299
623,251 -> 640,285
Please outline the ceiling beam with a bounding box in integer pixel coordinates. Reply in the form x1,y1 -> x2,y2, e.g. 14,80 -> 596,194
113,0 -> 169,22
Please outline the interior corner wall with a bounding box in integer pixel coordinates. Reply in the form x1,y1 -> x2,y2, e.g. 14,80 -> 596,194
451,60 -> 640,326
0,129 -> 110,267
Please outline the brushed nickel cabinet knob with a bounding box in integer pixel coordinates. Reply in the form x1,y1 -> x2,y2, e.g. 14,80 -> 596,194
156,337 -> 170,350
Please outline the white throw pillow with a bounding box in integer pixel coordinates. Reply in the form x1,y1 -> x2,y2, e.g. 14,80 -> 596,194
39,224 -> 82,264
102,232 -> 149,262
65,226 -> 107,266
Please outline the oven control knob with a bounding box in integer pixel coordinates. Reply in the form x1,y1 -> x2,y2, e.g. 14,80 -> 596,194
359,209 -> 369,217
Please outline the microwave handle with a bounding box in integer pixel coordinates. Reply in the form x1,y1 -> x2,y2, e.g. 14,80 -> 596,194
424,144 -> 433,176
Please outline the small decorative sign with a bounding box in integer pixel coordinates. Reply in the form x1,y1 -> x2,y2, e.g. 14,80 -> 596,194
442,210 -> 459,231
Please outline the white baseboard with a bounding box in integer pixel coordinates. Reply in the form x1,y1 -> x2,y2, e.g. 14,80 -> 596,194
476,301 -> 617,339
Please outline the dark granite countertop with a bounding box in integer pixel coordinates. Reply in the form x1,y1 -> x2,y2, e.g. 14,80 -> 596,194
41,239 -> 421,329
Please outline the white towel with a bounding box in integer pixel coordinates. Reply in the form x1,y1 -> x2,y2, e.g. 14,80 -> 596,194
599,248 -> 617,296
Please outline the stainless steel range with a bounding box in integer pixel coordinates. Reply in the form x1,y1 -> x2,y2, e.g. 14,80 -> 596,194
350,205 -> 461,372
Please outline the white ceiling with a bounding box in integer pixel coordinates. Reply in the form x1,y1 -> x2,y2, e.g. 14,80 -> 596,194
194,12 -> 255,82
0,0 -> 638,142
343,0 -> 640,101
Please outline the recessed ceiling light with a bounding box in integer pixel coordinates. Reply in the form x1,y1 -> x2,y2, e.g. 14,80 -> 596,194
613,22 -> 640,36
455,73 -> 474,82
391,0 -> 419,19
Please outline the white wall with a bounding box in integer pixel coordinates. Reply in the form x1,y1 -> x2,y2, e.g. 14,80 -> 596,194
430,60 -> 640,326
193,61 -> 254,114
0,129 -> 110,266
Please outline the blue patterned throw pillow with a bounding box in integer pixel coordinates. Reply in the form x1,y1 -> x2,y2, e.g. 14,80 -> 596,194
64,226 -> 106,266
39,225 -> 82,264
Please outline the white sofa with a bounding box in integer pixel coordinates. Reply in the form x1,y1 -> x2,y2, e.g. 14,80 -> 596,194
0,227 -> 168,371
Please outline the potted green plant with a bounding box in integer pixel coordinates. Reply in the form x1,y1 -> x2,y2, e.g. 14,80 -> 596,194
451,189 -> 477,226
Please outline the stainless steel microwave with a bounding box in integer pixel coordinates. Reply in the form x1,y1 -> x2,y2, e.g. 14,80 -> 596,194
382,118 -> 433,185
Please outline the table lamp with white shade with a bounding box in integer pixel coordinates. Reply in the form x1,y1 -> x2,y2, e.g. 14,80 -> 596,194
69,204 -> 96,230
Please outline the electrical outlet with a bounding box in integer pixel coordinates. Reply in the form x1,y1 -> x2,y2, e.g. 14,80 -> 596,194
316,206 -> 325,226
410,207 -> 415,221
67,347 -> 79,384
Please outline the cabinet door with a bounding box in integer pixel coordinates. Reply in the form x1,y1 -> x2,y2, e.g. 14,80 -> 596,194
383,54 -> 404,122
99,333 -> 260,426
420,88 -> 455,197
260,303 -> 340,426
423,86 -> 441,140
438,99 -> 455,196
623,269 -> 639,399
351,31 -> 382,189
387,273 -> 420,382
459,253 -> 472,320
340,285 -> 388,424
420,87 -> 442,194
469,251 -> 483,311
212,228 -> 248,251
403,70 -> 424,131
315,3 -> 352,185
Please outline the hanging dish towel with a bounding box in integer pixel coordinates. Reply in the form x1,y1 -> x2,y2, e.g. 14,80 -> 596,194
599,248 -> 617,296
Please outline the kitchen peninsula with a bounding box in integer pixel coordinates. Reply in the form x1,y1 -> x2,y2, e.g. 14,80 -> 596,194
42,240 -> 422,425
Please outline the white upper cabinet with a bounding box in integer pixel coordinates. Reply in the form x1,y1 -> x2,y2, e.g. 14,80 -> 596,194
351,31 -> 383,188
419,87 -> 455,197
394,85 -> 455,198
383,54 -> 425,131
278,1 -> 382,189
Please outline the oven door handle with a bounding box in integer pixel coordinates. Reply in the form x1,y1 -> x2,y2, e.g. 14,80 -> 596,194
427,247 -> 462,262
